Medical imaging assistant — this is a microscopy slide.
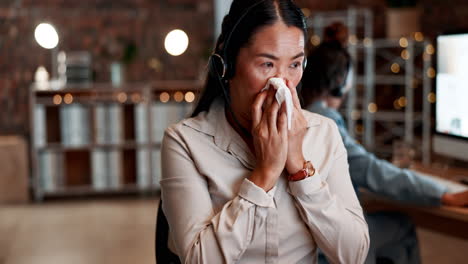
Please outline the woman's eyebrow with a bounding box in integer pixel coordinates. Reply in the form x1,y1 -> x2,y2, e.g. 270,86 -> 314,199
291,52 -> 305,60
255,52 -> 305,60
255,53 -> 278,60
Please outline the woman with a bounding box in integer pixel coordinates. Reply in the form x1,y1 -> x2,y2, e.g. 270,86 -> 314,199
301,24 -> 468,264
161,1 -> 369,263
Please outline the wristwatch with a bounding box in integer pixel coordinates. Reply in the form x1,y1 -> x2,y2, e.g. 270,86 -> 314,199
288,160 -> 316,181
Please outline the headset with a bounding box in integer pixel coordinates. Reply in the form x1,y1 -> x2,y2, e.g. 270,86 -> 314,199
208,0 -> 308,82
329,59 -> 352,97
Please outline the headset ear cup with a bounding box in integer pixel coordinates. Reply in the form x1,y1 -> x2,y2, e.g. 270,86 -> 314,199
330,85 -> 344,97
224,60 -> 231,80
209,54 -> 227,79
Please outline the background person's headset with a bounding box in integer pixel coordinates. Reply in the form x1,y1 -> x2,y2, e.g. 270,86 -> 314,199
304,40 -> 352,99
329,59 -> 352,97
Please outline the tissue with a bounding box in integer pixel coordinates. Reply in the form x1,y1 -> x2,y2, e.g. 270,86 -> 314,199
261,78 -> 293,130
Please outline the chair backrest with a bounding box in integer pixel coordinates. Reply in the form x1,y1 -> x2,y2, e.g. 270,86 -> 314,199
155,200 -> 181,264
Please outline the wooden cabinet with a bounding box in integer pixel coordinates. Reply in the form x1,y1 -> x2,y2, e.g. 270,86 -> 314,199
30,81 -> 201,201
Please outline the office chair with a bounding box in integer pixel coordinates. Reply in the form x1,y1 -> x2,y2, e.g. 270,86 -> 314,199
155,200 -> 181,264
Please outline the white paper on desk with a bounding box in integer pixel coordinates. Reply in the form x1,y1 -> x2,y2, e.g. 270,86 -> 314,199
261,78 -> 293,130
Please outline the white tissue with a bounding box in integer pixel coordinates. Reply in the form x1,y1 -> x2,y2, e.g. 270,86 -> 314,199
261,78 -> 294,130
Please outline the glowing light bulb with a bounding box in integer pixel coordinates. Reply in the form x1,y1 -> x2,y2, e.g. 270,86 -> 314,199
310,35 -> 320,46
426,44 -> 435,55
368,103 -> 377,113
53,94 -> 62,105
414,32 -> 424,41
174,91 -> 184,102
64,93 -> 73,104
401,49 -> 410,60
34,23 -> 59,49
160,92 -> 170,103
165,29 -> 189,56
427,92 -> 436,103
184,92 -> 195,103
399,37 -> 408,48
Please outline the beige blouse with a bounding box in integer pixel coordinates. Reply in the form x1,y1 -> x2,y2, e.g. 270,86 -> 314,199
161,99 -> 369,264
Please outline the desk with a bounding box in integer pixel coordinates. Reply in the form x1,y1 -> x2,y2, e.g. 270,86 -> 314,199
361,163 -> 468,240
412,163 -> 468,185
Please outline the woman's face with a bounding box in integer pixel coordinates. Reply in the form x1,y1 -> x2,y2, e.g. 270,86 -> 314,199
229,21 -> 305,127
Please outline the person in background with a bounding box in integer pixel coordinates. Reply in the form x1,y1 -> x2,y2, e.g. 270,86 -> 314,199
301,23 -> 468,264
160,1 -> 369,263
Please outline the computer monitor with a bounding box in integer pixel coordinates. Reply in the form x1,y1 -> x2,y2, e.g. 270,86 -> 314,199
433,33 -> 468,162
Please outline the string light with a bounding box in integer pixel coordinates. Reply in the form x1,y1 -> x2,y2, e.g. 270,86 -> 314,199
174,91 -> 184,102
160,92 -> 170,103
53,94 -> 62,105
368,103 -> 377,113
391,63 -> 400,73
393,99 -> 402,110
427,67 -> 436,78
184,92 -> 195,103
64,93 -> 73,104
399,37 -> 408,48
348,35 -> 358,45
117,92 -> 127,103
131,93 -> 141,103
401,49 -> 410,60
363,37 -> 372,47
310,35 -> 320,46
425,44 -> 435,55
414,32 -> 424,42
427,92 -> 436,103
398,96 -> 407,107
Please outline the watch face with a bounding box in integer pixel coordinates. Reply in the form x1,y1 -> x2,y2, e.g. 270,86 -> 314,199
305,161 -> 315,176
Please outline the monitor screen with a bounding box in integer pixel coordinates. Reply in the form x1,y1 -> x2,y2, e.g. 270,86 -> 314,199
436,33 -> 468,139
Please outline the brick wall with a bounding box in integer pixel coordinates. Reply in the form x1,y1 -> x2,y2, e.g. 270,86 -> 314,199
0,0 -> 213,137
1,0 -> 468,137
297,0 -> 468,39
421,0 -> 468,38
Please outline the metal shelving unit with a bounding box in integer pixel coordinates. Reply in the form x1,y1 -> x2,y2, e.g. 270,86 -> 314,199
307,8 -> 434,164
360,38 -> 434,164
30,81 -> 201,201
308,8 -> 374,139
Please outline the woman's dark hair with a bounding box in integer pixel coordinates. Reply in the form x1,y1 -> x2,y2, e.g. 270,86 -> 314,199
191,0 -> 307,117
301,23 -> 351,106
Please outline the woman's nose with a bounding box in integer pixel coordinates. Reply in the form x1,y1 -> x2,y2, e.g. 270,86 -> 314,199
273,70 -> 285,80
273,71 -> 289,82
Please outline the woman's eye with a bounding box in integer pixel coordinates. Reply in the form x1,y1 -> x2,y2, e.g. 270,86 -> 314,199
262,62 -> 274,68
290,62 -> 301,69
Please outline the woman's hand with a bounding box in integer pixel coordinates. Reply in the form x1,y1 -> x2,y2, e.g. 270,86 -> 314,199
441,190 -> 468,207
249,88 -> 288,191
284,79 -> 308,174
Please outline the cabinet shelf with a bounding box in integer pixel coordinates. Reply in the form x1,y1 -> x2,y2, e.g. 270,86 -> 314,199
42,185 -> 159,197
37,142 -> 162,152
30,81 -> 200,201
